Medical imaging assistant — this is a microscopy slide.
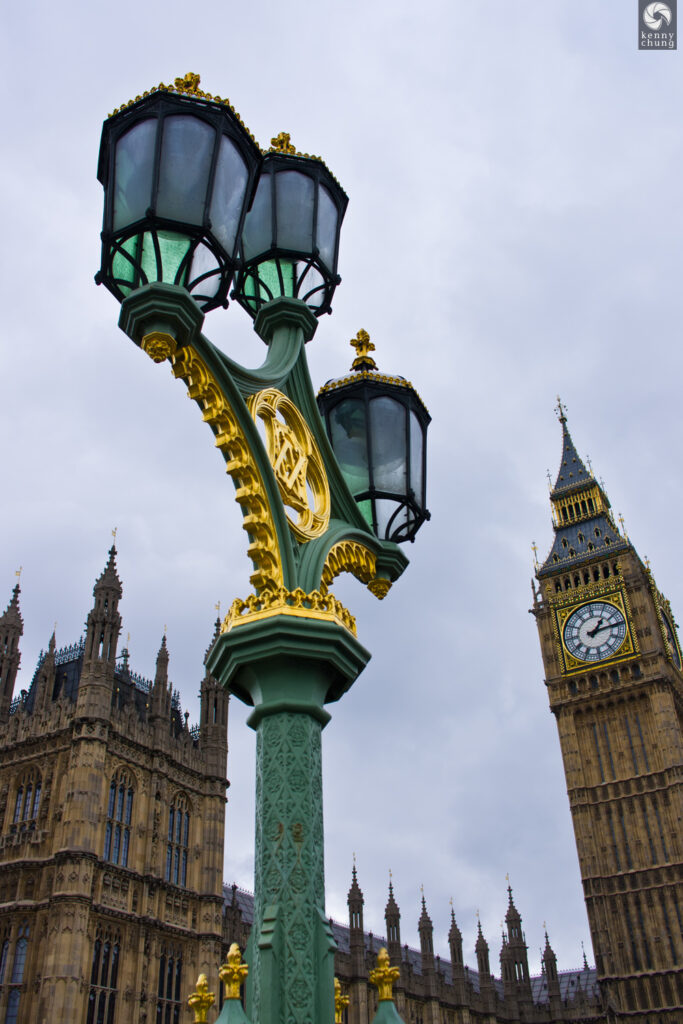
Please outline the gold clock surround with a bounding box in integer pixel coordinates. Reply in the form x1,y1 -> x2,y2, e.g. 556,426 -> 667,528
552,585 -> 637,674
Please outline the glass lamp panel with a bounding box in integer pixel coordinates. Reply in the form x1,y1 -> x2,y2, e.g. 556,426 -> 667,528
409,409 -> 424,499
329,399 -> 370,495
275,170 -> 314,252
152,229 -> 191,286
209,135 -> 248,253
254,257 -> 295,301
298,263 -> 326,307
242,176 -> 272,260
369,396 -> 407,492
189,242 -> 220,297
316,183 -> 338,270
157,116 -> 214,224
113,119 -> 156,230
376,498 -> 407,539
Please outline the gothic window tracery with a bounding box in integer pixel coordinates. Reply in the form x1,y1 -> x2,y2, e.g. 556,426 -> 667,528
86,928 -> 120,1024
11,770 -> 41,827
165,794 -> 190,887
156,946 -> 183,1024
103,770 -> 134,867
1,922 -> 29,1024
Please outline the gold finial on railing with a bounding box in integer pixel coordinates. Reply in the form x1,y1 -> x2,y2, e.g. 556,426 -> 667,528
111,527 -> 118,540
15,566 -> 22,581
174,72 -> 201,94
187,974 -> 215,1023
369,948 -> 400,1002
219,943 -> 249,1000
334,978 -> 350,1023
618,513 -> 629,540
271,131 -> 297,154
532,541 -> 539,569
350,329 -> 377,372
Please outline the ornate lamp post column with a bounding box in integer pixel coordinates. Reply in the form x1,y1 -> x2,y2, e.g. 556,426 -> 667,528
96,75 -> 429,1024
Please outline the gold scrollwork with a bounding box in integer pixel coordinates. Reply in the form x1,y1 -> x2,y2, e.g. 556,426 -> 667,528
223,587 -> 356,637
140,341 -> 284,593
248,389 -> 330,543
320,540 -> 392,600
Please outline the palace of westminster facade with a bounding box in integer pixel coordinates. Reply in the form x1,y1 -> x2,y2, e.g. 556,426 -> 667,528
0,413 -> 681,1023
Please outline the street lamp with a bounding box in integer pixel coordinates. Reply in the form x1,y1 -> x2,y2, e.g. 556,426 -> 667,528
97,74 -> 429,1024
317,330 -> 431,543
96,73 -> 262,312
233,132 -> 348,318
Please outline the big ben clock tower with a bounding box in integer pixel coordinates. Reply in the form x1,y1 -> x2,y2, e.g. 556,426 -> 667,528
533,402 -> 683,1022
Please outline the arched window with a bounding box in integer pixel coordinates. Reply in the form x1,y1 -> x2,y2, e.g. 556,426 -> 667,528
165,795 -> 190,887
86,928 -> 120,1024
103,770 -> 134,867
157,946 -> 183,1024
0,922 -> 29,1024
11,770 -> 41,827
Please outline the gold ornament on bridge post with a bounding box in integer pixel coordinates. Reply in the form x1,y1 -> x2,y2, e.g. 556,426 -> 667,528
188,974 -> 215,1023
334,977 -> 350,1023
369,947 -> 400,1002
219,942 -> 249,1000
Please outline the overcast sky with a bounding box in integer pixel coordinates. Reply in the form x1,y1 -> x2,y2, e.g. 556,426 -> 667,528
2,0 -> 682,982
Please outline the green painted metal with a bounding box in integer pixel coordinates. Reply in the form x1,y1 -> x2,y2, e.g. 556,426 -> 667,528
207,615 -> 370,1024
371,998 -> 407,1024
118,285 -> 408,597
118,284 -> 405,1024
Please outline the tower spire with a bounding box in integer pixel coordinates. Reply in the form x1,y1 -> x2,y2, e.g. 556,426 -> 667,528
552,398 -> 592,494
538,406 -> 628,577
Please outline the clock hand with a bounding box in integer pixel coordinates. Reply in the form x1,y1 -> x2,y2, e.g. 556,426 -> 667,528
587,619 -> 608,639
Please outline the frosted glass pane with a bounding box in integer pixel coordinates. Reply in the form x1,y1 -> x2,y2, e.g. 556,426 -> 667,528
369,397 -> 407,492
242,177 -> 272,260
114,119 -> 156,230
276,171 -> 314,251
210,136 -> 248,253
410,410 -> 423,498
376,499 -> 407,539
157,116 -> 214,223
316,184 -> 337,269
329,399 -> 369,495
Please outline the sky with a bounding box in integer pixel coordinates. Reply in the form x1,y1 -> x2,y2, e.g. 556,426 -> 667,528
2,0 -> 682,982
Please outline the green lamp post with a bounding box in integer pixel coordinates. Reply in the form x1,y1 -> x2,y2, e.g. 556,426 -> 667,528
96,74 -> 430,1024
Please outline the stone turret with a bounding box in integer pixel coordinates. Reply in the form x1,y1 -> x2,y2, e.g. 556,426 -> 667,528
0,582 -> 23,719
199,618 -> 229,777
385,879 -> 402,966
78,546 -> 122,718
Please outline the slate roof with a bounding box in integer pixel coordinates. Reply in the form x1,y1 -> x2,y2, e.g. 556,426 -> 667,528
221,885 -> 599,1006
552,417 -> 592,496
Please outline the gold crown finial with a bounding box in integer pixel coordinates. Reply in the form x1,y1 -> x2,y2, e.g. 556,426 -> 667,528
174,72 -> 201,94
555,396 -> 568,423
369,948 -> 400,1002
271,131 -> 296,154
350,329 -> 377,372
334,978 -> 350,1023
187,974 -> 214,1023
219,943 -> 249,1000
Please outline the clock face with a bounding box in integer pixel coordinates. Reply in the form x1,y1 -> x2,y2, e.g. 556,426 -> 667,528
563,601 -> 627,663
660,609 -> 681,669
